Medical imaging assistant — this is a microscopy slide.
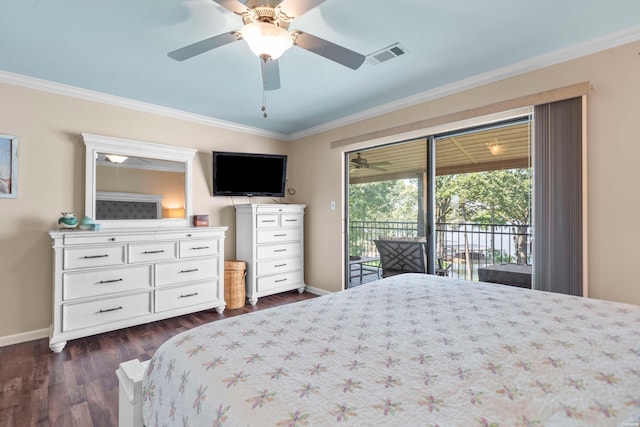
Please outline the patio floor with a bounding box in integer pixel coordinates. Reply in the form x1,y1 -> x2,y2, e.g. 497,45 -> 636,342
348,263 -> 382,288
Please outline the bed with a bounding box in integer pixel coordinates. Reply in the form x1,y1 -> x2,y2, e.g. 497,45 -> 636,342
119,274 -> 640,426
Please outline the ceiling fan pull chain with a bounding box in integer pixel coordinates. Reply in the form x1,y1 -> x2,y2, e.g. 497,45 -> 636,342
261,60 -> 268,118
262,89 -> 268,118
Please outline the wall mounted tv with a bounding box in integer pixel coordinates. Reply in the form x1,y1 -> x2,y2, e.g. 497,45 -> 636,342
212,151 -> 288,197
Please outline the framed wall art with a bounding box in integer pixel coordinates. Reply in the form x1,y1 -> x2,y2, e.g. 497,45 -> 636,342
0,134 -> 18,198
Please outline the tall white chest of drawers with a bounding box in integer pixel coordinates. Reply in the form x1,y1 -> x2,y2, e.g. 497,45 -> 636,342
235,204 -> 306,305
48,227 -> 227,352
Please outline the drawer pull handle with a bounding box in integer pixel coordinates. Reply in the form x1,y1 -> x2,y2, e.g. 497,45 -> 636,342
84,254 -> 109,259
98,306 -> 123,313
191,246 -> 210,250
275,278 -> 288,283
180,268 -> 199,273
274,263 -> 287,268
274,234 -> 287,237
285,219 -> 298,222
179,292 -> 199,298
274,249 -> 287,252
98,278 -> 123,284
143,250 -> 165,254
108,237 -> 116,242
186,234 -> 192,237
261,220 -> 277,223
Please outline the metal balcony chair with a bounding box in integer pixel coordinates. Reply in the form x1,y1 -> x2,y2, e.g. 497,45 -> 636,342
374,239 -> 428,277
374,239 -> 452,278
436,257 -> 452,277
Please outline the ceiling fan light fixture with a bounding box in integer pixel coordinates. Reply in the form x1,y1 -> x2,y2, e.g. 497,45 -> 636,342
241,22 -> 293,61
486,138 -> 504,156
106,154 -> 128,164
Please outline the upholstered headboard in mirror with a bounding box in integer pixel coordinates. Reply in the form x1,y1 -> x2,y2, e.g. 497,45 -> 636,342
83,133 -> 196,228
95,191 -> 164,220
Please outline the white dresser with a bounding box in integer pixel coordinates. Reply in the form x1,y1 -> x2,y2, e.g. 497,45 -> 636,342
48,227 -> 227,352
235,204 -> 306,305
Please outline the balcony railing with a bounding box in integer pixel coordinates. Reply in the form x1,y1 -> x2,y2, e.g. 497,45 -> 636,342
349,220 -> 532,281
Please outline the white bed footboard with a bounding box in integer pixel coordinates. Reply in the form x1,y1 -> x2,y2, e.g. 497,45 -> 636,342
116,359 -> 149,427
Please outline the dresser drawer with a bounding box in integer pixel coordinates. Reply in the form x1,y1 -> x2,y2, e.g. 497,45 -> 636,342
155,257 -> 218,287
281,214 -> 302,227
62,291 -> 151,332
63,233 -> 149,246
156,229 -> 223,240
256,214 -> 279,228
256,257 -> 301,276
256,271 -> 303,293
256,206 -> 288,214
179,239 -> 220,258
256,242 -> 300,260
128,242 -> 177,263
63,245 -> 126,270
154,281 -> 218,313
256,228 -> 301,244
62,265 -> 152,301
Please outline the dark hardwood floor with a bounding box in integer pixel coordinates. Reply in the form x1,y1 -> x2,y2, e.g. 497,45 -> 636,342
0,291 -> 317,427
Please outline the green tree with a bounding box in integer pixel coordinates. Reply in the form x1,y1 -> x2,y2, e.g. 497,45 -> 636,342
349,179 -> 419,256
436,169 -> 532,264
349,180 -> 417,222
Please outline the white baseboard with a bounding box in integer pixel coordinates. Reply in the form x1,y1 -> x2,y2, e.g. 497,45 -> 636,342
304,285 -> 331,296
0,328 -> 49,348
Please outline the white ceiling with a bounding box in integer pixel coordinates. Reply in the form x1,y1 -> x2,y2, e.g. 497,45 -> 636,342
1,1 -> 639,139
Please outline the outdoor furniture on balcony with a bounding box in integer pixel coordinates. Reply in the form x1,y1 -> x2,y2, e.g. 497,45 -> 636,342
374,239 -> 428,277
350,220 -> 532,281
436,258 -> 452,277
478,263 -> 532,288
373,239 -> 452,278
349,255 -> 380,283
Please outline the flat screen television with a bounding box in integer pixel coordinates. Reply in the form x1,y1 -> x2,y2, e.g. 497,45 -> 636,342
212,151 -> 288,197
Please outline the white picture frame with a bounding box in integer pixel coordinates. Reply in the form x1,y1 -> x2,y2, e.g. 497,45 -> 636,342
0,134 -> 18,198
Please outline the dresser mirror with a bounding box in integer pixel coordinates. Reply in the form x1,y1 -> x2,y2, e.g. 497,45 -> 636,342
83,133 -> 196,228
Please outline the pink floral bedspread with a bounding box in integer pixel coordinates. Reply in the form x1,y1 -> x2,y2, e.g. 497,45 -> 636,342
142,274 -> 640,426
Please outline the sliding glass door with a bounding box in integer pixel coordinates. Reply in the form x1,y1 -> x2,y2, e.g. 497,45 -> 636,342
345,116 -> 534,288
346,139 -> 429,287
433,117 -> 533,282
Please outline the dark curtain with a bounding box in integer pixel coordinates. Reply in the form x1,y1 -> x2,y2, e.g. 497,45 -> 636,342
533,97 -> 583,296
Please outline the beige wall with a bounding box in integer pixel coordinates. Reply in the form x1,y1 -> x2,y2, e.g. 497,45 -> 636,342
289,40 -> 640,305
0,84 -> 289,339
1,39 -> 639,342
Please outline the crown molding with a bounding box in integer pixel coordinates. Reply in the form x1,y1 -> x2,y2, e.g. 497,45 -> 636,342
287,25 -> 640,141
1,25 -> 639,142
0,70 -> 287,140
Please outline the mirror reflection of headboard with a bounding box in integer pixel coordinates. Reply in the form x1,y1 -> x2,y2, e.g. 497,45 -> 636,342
95,191 -> 164,220
83,133 -> 196,229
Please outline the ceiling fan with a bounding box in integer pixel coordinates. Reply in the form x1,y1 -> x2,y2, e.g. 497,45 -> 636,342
168,0 -> 366,93
350,153 -> 390,171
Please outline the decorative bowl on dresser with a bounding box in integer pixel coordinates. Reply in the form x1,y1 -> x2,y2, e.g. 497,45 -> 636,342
48,226 -> 227,352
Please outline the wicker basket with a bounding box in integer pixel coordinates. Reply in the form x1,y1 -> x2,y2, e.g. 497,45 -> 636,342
224,261 -> 247,309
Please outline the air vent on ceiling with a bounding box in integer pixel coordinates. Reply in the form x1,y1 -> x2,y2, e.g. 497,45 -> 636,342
366,43 -> 407,65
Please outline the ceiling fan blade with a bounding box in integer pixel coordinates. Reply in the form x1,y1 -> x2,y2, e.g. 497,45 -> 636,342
262,59 -> 281,91
168,31 -> 241,61
211,0 -> 250,15
293,31 -> 365,70
278,0 -> 327,18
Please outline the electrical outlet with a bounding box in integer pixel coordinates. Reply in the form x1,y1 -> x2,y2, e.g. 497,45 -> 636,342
330,200 -> 336,211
